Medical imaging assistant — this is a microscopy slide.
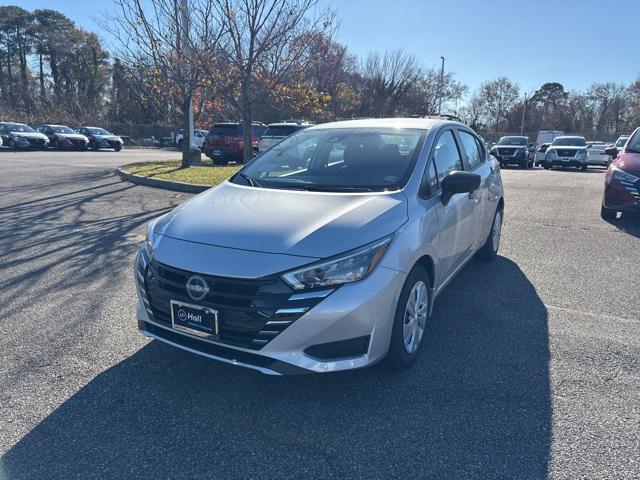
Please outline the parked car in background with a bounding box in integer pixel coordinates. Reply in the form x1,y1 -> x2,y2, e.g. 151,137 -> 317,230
535,143 -> 551,165
490,136 -> 534,168
175,129 -> 208,150
76,127 -> 124,151
543,136 -> 589,171
134,118 -> 504,374
536,130 -> 564,148
0,122 -> 49,150
36,124 -> 89,150
608,135 -> 630,159
203,122 -> 267,164
586,142 -> 612,167
601,127 -> 640,219
258,122 -> 313,152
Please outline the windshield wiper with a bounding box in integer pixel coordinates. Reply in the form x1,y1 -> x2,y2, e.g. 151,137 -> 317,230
299,185 -> 375,192
235,172 -> 261,187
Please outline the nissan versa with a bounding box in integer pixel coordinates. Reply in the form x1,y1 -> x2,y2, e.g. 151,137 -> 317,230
134,118 -> 505,375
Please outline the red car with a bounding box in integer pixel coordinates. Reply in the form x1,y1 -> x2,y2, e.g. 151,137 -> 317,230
36,124 -> 89,150
203,122 -> 267,165
601,127 -> 640,219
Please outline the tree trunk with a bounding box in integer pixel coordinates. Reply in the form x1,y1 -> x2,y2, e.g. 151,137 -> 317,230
181,94 -> 192,169
39,53 -> 45,99
241,83 -> 253,163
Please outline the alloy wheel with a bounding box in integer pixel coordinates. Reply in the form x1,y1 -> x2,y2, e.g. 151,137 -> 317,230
403,281 -> 428,354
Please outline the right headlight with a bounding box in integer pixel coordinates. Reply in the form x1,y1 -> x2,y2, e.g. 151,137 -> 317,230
282,236 -> 392,291
611,165 -> 640,183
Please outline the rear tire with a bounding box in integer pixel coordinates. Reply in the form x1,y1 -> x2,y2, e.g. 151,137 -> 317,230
600,204 -> 617,220
581,164 -> 588,171
386,265 -> 431,370
478,206 -> 503,261
543,163 -> 550,170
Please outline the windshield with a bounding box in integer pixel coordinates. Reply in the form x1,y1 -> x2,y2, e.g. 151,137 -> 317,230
497,137 -> 528,146
552,137 -> 586,147
233,128 -> 425,192
589,145 -> 606,151
264,126 -> 299,137
87,127 -> 111,135
7,123 -> 35,133
615,137 -> 628,147
50,126 -> 77,134
626,131 -> 640,153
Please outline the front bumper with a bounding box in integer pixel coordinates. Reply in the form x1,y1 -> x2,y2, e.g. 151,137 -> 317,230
135,250 -> 407,375
547,158 -> 587,168
603,178 -> 640,211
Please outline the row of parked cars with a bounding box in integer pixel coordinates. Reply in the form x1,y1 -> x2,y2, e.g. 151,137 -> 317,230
490,132 -> 631,171
174,121 -> 313,165
0,122 -> 125,151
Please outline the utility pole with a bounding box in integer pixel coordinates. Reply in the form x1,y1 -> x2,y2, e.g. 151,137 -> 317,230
180,0 -> 195,152
437,56 -> 445,115
520,92 -> 528,135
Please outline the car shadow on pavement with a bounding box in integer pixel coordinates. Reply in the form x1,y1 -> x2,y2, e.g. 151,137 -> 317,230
1,256 -> 551,480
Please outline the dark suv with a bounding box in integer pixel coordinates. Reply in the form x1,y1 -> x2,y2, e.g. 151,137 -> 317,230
490,136 -> 535,169
203,122 -> 267,164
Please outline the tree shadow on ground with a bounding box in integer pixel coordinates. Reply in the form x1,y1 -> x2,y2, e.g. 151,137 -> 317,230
2,256 -> 552,480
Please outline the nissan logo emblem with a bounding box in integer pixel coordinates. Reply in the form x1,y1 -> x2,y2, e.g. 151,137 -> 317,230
186,275 -> 210,301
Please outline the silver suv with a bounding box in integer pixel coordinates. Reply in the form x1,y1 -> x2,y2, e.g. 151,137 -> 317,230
135,118 -> 504,375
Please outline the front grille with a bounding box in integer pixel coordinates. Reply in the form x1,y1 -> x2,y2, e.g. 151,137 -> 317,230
497,148 -> 516,156
27,138 -> 45,147
556,149 -> 577,157
136,254 -> 328,350
71,139 -> 86,148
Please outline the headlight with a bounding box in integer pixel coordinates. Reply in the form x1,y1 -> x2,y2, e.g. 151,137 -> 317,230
576,149 -> 587,158
546,149 -> 557,159
611,165 -> 640,183
143,221 -> 156,258
282,236 -> 393,291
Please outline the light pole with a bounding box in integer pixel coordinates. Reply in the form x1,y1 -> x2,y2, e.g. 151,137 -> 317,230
437,56 -> 445,115
180,0 -> 195,151
520,92 -> 528,135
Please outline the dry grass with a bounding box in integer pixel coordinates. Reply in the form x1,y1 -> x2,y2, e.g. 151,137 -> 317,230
122,160 -> 240,186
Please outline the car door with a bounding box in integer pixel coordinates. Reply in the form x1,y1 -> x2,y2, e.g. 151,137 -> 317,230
428,128 -> 478,281
456,128 -> 493,250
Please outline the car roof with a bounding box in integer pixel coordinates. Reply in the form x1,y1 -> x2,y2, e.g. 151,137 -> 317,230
553,135 -> 585,140
306,118 -> 454,131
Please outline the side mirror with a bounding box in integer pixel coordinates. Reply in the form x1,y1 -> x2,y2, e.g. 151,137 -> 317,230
441,171 -> 481,205
528,143 -> 534,151
604,147 -> 618,157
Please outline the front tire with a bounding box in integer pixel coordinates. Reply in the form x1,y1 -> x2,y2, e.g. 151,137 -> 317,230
386,265 -> 431,370
543,163 -> 550,170
8,139 -> 16,150
114,144 -> 122,152
478,206 -> 503,261
580,164 -> 588,171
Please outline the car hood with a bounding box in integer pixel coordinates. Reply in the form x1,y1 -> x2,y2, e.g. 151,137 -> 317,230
56,133 -> 88,140
155,181 -> 408,258
13,132 -> 48,140
548,146 -> 585,151
615,151 -> 640,175
93,134 -> 122,141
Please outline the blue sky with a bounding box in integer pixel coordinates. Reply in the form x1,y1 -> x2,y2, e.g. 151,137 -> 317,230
8,0 -> 640,96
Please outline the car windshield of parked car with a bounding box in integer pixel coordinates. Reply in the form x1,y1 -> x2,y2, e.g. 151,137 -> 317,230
87,127 -> 111,135
552,137 -> 587,147
233,128 -> 425,192
50,126 -> 76,134
497,137 -> 528,146
589,145 -> 605,151
264,125 -> 298,137
8,123 -> 35,133
615,137 -> 628,147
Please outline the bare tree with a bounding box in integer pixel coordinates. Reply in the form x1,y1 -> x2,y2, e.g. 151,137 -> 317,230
102,0 -> 224,167
474,77 -> 520,133
358,49 -> 421,117
211,0 -> 334,162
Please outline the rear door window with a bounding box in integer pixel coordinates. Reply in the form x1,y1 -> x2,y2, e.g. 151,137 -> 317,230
212,124 -> 242,136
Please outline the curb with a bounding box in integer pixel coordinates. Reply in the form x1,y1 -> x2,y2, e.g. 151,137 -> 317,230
116,167 -> 210,193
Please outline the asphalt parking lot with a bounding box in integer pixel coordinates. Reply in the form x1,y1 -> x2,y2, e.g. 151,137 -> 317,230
0,150 -> 638,479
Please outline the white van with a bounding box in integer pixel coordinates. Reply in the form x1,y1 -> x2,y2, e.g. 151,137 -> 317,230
536,131 -> 564,147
